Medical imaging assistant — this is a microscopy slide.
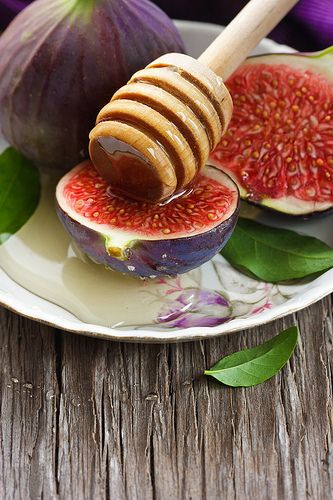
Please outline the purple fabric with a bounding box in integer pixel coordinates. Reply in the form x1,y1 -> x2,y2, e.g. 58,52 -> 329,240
294,0 -> 333,46
0,0 -> 27,27
0,0 -> 333,50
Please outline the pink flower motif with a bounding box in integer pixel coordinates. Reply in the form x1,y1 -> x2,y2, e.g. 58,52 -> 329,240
251,302 -> 273,315
156,276 -> 184,295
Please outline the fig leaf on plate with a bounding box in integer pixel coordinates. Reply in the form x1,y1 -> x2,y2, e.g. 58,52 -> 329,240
0,147 -> 40,244
221,217 -> 333,282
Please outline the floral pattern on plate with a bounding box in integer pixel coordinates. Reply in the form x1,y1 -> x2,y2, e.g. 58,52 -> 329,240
138,256 -> 305,330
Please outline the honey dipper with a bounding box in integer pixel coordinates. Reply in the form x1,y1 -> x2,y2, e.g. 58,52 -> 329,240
89,0 -> 298,203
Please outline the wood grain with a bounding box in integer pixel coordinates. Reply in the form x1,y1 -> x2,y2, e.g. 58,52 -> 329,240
0,297 -> 332,499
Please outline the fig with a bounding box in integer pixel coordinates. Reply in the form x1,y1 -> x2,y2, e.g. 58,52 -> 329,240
210,47 -> 333,216
56,161 -> 239,278
0,0 -> 184,172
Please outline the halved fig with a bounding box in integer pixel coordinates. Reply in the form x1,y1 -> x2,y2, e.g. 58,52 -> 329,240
210,47 -> 333,216
56,161 -> 239,278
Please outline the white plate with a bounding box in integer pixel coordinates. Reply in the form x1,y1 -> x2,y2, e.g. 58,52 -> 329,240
1,20 -> 332,343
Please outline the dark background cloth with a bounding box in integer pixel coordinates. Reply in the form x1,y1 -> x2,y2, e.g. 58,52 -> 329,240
153,0 -> 331,51
0,0 -> 27,28
0,0 -> 332,51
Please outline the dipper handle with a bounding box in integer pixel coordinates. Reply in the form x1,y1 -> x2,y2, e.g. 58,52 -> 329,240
199,0 -> 298,80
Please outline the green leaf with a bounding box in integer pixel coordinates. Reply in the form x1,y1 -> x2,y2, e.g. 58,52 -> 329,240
221,217 -> 333,282
204,326 -> 298,387
0,148 -> 40,244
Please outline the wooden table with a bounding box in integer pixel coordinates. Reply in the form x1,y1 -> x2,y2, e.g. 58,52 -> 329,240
1,297 -> 332,499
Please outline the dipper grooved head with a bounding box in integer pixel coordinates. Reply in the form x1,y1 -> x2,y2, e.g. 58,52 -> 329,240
89,53 -> 233,203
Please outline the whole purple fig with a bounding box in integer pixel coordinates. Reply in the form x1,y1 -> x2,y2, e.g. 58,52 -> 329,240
0,0 -> 184,171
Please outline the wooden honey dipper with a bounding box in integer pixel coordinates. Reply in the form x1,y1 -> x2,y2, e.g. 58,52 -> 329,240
89,0 -> 298,203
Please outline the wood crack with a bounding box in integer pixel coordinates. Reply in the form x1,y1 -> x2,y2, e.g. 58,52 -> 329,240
54,331 -> 63,497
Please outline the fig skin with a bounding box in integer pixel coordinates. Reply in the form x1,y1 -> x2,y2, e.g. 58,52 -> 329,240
0,0 -> 185,172
56,204 -> 240,278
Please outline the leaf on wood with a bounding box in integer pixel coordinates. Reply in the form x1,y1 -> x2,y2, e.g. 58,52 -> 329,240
204,326 -> 298,387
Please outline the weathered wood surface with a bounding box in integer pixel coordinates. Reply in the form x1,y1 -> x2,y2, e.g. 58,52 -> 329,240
0,297 -> 332,500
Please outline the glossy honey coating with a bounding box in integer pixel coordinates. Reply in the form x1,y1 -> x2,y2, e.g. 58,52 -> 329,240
89,53 -> 233,203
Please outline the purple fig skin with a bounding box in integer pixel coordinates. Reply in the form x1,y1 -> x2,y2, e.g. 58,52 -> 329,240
0,0 -> 185,172
56,202 -> 240,278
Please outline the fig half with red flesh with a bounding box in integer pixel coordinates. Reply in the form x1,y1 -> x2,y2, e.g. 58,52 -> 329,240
56,161 -> 239,278
210,47 -> 333,216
